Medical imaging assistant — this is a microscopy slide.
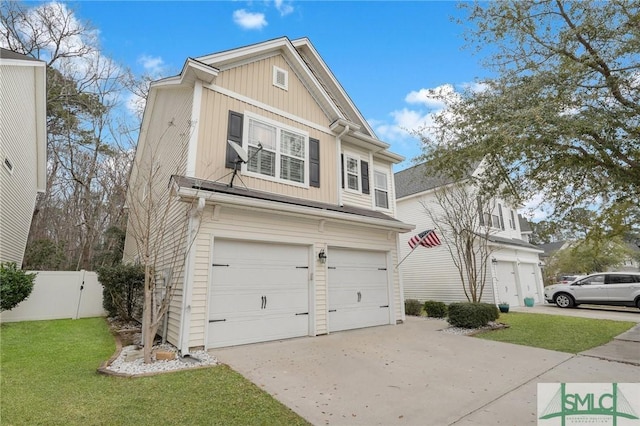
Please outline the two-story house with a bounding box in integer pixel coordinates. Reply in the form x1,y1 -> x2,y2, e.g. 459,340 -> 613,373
0,48 -> 47,266
123,37 -> 413,353
395,162 -> 544,307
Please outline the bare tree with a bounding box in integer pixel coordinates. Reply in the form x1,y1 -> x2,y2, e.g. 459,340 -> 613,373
421,180 -> 497,302
124,117 -> 203,363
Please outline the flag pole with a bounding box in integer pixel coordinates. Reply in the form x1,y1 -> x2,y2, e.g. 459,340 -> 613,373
395,233 -> 429,269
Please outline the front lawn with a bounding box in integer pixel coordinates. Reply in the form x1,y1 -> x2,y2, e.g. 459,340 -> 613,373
0,318 -> 309,425
475,312 -> 636,353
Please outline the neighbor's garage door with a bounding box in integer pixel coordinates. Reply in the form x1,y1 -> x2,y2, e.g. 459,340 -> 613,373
207,240 -> 309,348
519,263 -> 541,303
328,248 -> 390,332
495,261 -> 521,307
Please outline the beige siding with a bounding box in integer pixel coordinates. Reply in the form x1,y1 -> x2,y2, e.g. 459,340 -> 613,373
215,55 -> 328,123
0,65 -> 40,265
195,88 -> 338,202
187,204 -> 402,348
123,86 -> 194,345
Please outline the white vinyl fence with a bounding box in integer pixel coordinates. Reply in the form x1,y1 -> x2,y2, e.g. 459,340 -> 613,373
0,270 -> 105,322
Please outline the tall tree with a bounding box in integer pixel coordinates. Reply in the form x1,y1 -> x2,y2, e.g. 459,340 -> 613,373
420,0 -> 640,234
1,1 -> 135,270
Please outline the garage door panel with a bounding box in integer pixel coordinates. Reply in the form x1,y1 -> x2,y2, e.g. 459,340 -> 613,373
496,262 -> 520,307
209,314 -> 309,348
208,240 -> 309,348
328,248 -> 390,333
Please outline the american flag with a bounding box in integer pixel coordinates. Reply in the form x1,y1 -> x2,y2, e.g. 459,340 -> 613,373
408,229 -> 441,249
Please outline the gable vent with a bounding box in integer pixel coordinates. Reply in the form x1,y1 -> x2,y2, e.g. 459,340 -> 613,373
273,66 -> 288,90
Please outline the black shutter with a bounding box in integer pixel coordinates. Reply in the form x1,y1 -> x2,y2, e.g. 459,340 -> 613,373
361,160 -> 370,194
226,111 -> 243,169
309,138 -> 320,188
341,153 -> 345,189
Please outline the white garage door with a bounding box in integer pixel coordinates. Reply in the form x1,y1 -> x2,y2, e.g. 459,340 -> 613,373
207,240 -> 309,348
519,263 -> 541,303
495,261 -> 521,307
328,248 -> 390,332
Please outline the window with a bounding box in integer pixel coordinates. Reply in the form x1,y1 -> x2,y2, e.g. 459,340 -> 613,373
509,210 -> 516,230
374,171 -> 389,209
273,66 -> 288,90
244,113 -> 307,185
345,155 -> 360,191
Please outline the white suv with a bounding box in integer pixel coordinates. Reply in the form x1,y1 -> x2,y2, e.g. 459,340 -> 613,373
544,272 -> 640,309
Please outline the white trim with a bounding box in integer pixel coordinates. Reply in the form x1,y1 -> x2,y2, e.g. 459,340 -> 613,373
0,58 -> 46,68
241,111 -> 310,188
343,151 -> 361,194
185,80 -> 202,177
178,213 -> 199,355
373,168 -> 391,212
386,250 -> 395,325
272,65 -> 288,90
177,186 -> 414,232
206,83 -> 333,134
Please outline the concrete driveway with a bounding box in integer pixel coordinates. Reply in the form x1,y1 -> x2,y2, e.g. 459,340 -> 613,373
511,304 -> 640,322
212,317 -> 640,425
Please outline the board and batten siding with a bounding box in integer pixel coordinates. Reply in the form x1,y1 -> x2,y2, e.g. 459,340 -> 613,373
214,54 -> 329,124
0,65 -> 40,265
397,193 -> 495,304
195,88 -> 338,201
185,204 -> 403,349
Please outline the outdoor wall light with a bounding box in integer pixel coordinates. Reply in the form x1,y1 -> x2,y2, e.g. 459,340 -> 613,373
491,257 -> 498,264
318,249 -> 327,264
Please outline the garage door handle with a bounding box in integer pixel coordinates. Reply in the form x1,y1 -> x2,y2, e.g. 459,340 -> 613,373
209,319 -> 226,323
329,309 -> 337,312
212,263 -> 229,267
295,312 -> 309,316
357,291 -> 362,302
379,305 -> 389,308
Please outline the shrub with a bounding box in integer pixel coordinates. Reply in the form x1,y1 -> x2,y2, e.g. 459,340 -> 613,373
0,262 -> 36,311
447,302 -> 499,328
97,264 -> 144,320
404,299 -> 422,316
423,300 -> 447,318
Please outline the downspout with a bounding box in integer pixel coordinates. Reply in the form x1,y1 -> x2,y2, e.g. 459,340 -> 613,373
336,125 -> 349,207
178,197 -> 206,355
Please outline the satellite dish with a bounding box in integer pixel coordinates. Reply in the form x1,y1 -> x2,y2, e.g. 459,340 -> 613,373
228,140 -> 248,163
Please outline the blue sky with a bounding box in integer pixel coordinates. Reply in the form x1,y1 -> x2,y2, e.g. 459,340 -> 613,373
70,0 -> 493,170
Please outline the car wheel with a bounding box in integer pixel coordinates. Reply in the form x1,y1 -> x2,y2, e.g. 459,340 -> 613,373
636,298 -> 640,310
554,293 -> 574,308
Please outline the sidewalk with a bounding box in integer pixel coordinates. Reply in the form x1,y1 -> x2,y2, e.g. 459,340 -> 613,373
580,323 -> 640,366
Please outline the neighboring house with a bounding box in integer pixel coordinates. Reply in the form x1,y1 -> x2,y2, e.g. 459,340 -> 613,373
395,162 -> 544,307
123,37 -> 413,353
0,48 -> 46,266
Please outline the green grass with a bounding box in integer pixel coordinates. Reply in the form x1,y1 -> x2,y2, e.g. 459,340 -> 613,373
0,318 -> 310,426
475,312 -> 636,353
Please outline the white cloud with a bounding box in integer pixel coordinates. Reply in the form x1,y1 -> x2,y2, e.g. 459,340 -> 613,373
274,0 -> 294,16
138,55 -> 165,77
233,9 -> 268,30
404,84 -> 457,110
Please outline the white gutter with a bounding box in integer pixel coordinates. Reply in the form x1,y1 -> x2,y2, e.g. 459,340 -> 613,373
177,187 -> 414,233
178,197 -> 206,355
185,80 -> 203,177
